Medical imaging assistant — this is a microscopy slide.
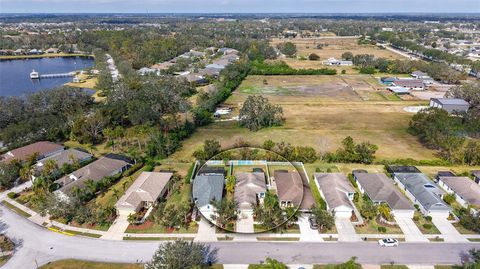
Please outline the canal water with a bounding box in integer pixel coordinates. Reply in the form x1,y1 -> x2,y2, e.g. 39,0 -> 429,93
0,56 -> 95,97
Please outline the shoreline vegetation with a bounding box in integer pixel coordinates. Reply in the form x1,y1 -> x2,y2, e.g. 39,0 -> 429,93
0,53 -> 93,60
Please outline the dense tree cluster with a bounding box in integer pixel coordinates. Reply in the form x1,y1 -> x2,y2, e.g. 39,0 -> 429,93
327,136 -> 378,164
239,95 -> 284,131
146,240 -> 218,269
276,41 -> 297,57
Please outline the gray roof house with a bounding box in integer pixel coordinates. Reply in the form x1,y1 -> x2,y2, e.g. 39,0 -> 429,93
35,148 -> 93,176
392,79 -> 425,90
314,173 -> 355,218
353,172 -> 414,218
411,71 -> 430,79
192,174 -> 225,211
437,176 -> 480,210
54,154 -> 132,199
234,172 -> 266,210
115,172 -> 173,215
393,173 -> 450,217
429,98 -> 470,113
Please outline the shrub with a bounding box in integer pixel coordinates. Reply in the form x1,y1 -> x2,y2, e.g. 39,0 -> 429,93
377,226 -> 387,233
413,216 -> 420,222
425,216 -> 432,222
308,53 -> 320,61
7,192 -> 17,199
341,69 -> 346,74
423,223 -> 432,229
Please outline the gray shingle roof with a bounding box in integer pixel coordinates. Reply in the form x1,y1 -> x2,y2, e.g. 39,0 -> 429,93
274,170 -> 303,207
355,173 -> 413,210
314,173 -> 355,210
438,176 -> 480,207
234,172 -> 266,210
192,174 -> 224,207
431,98 -> 470,106
37,148 -> 92,171
394,173 -> 450,212
116,172 -> 173,211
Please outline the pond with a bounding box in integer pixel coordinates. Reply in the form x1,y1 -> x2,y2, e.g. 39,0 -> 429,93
0,56 -> 95,97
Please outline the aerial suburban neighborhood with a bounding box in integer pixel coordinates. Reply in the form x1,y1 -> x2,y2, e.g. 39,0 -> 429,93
0,3 -> 480,269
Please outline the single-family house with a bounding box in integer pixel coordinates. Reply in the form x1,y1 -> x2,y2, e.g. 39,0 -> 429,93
151,61 -> 175,71
54,154 -> 133,200
353,172 -> 414,218
411,71 -> 430,79
115,172 -> 173,216
392,173 -> 450,217
387,86 -> 410,95
234,172 -> 266,210
192,174 -> 225,215
1,141 -> 64,164
34,148 -> 93,180
380,77 -> 397,85
45,48 -> 59,54
179,73 -> 208,84
206,63 -> 226,70
386,165 -> 421,174
274,170 -> 303,208
198,67 -> 221,77
437,176 -> 480,211
314,173 -> 355,218
392,79 -> 425,90
429,98 -> 470,113
138,67 -> 157,76
218,48 -> 239,55
323,57 -> 353,66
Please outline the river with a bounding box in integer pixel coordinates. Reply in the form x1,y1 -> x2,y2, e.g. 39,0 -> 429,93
0,56 -> 95,97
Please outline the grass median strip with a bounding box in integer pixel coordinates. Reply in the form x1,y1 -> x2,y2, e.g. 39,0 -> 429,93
123,237 -> 194,241
1,201 -> 32,218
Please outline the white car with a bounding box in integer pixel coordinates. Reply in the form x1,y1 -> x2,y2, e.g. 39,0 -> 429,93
378,238 -> 399,247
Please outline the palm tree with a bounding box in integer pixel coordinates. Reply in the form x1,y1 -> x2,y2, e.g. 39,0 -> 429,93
41,159 -> 58,178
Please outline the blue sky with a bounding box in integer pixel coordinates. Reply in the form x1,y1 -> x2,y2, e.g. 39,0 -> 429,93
1,0 -> 479,13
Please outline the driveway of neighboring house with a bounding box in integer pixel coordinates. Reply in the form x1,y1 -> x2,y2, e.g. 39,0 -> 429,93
101,213 -> 130,240
194,218 -> 217,242
298,214 -> 323,242
236,210 -> 254,233
335,217 -> 361,242
430,216 -> 468,242
394,215 -> 428,242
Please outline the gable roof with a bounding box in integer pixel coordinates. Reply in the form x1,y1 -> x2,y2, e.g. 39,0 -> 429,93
116,172 -> 173,211
431,98 -> 470,106
393,79 -> 424,88
192,174 -> 224,207
2,141 -> 64,163
234,172 -> 266,210
394,173 -> 450,212
438,176 -> 480,207
354,173 -> 413,211
314,173 -> 355,210
274,170 -> 303,207
55,154 -> 132,194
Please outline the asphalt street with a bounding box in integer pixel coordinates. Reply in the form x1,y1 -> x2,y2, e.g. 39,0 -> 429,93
1,205 -> 478,269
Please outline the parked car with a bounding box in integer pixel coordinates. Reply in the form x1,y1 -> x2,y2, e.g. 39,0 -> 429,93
378,238 -> 399,247
308,216 -> 319,230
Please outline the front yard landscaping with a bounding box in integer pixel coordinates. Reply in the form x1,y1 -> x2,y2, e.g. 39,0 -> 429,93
126,221 -> 198,234
354,219 -> 403,234
413,212 -> 440,234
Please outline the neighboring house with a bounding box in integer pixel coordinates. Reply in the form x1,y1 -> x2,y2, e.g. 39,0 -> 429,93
1,141 -> 64,164
386,165 -> 421,174
437,176 -> 480,212
387,86 -> 410,95
179,73 -> 208,84
137,67 -> 157,76
323,57 -> 353,66
380,77 -> 397,85
353,172 -> 414,218
429,98 -> 470,113
274,170 -> 303,208
472,171 -> 480,184
205,63 -> 226,70
192,174 -> 225,216
234,172 -> 266,210
314,173 -> 355,218
115,172 -> 173,216
392,79 -> 425,90
34,148 -> 93,180
411,71 -> 430,79
54,154 -> 133,200
45,48 -> 59,54
392,173 -> 450,217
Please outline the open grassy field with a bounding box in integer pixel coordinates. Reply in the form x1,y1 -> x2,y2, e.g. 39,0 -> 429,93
169,74 -> 435,162
270,37 -> 406,70
39,260 -> 143,269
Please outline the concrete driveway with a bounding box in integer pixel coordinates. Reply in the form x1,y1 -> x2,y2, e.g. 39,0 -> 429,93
236,211 -> 254,233
101,214 -> 130,240
431,216 -> 468,242
335,217 -> 360,242
298,214 -> 323,242
194,218 -> 217,242
394,215 -> 428,242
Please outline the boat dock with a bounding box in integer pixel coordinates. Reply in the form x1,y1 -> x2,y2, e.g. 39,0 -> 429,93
30,70 -> 76,79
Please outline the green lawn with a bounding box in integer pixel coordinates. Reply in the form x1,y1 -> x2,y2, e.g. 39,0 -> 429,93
413,212 -> 440,234
354,220 -> 403,234
123,237 -> 194,241
39,259 -> 223,269
381,265 -> 408,269
1,201 -> 32,218
126,221 -> 198,234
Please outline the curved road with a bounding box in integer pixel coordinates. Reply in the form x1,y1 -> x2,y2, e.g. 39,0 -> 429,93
0,206 -> 477,269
